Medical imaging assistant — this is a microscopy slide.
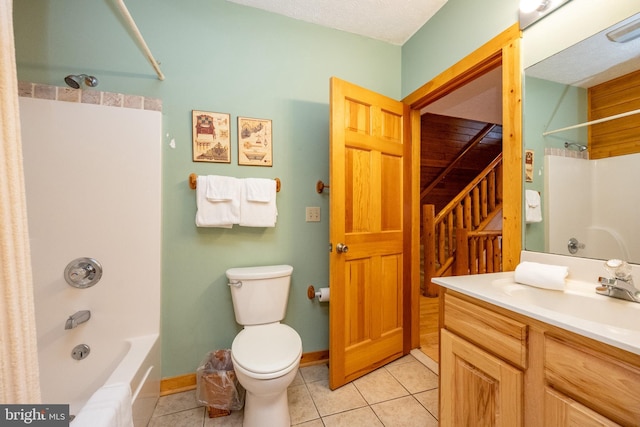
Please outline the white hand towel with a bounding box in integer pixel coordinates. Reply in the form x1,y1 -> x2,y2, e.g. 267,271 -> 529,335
71,383 -> 133,427
525,189 -> 542,223
239,178 -> 277,227
206,175 -> 241,201
195,176 -> 239,228
514,261 -> 568,290
245,177 -> 273,202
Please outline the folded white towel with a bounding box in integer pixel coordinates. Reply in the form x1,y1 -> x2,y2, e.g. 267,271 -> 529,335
195,176 -> 239,228
71,383 -> 133,427
244,178 -> 273,202
239,178 -> 277,227
525,190 -> 542,223
206,175 -> 241,201
514,261 -> 568,290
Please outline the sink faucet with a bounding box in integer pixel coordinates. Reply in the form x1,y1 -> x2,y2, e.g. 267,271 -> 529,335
596,259 -> 640,303
65,310 -> 91,330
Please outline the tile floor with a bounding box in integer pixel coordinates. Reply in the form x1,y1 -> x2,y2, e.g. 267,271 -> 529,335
149,350 -> 439,427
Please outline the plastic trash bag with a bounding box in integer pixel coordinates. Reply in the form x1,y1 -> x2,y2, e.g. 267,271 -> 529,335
196,349 -> 245,411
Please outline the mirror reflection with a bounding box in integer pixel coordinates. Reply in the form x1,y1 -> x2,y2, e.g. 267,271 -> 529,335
524,12 -> 640,263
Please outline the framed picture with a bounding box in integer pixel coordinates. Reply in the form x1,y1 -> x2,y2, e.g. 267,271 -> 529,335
525,149 -> 534,183
237,117 -> 272,166
192,110 -> 231,163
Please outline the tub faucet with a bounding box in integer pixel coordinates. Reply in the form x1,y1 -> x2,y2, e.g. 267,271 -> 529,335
596,259 -> 640,303
65,310 -> 91,330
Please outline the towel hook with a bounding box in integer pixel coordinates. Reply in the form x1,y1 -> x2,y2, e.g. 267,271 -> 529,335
316,180 -> 330,194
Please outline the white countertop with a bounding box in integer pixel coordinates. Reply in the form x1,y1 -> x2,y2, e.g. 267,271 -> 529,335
433,271 -> 640,356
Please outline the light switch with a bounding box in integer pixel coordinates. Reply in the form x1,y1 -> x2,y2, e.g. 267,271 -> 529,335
306,207 -> 320,222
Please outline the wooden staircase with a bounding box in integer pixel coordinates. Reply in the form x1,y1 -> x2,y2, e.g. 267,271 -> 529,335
422,153 -> 503,297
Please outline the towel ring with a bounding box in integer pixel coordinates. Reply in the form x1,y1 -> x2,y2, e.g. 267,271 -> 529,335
189,173 -> 281,192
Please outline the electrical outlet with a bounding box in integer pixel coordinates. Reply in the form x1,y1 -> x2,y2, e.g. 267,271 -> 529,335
306,207 -> 320,222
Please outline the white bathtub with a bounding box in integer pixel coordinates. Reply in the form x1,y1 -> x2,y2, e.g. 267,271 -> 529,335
19,95 -> 162,427
70,334 -> 161,426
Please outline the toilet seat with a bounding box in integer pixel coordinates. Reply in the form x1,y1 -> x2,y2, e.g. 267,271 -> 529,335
232,323 -> 302,378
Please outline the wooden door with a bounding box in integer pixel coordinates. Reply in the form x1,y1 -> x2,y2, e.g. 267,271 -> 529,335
328,77 -> 410,389
440,329 -> 523,426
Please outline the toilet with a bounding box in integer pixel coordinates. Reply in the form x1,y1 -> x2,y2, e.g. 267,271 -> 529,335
226,264 -> 302,427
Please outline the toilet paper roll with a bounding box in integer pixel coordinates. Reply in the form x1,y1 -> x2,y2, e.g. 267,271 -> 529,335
316,287 -> 330,302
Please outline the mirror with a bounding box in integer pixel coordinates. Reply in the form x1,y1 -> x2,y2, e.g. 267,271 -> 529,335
523,9 -> 640,263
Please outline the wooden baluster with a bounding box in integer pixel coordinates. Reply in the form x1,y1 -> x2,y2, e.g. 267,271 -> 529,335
464,194 -> 472,230
496,161 -> 503,203
470,237 -> 478,274
455,204 -> 464,229
472,187 -> 480,228
481,179 -> 488,220
447,212 -> 454,258
423,205 -> 437,297
438,221 -> 446,266
494,237 -> 502,271
487,236 -> 495,273
454,229 -> 469,276
479,235 -> 487,273
488,169 -> 496,211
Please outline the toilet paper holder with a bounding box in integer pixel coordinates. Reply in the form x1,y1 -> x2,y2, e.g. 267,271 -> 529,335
307,285 -> 330,302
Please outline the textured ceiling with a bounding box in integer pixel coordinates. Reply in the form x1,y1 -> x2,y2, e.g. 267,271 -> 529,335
226,0 -> 449,45
526,12 -> 640,88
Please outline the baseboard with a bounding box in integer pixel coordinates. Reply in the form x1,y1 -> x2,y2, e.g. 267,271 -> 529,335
299,349 -> 329,367
159,349 -> 329,396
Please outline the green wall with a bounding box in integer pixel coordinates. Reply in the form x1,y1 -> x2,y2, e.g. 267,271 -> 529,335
14,0 -> 523,378
401,0 -> 520,97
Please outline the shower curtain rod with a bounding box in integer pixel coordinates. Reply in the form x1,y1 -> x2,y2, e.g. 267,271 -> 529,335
542,108 -> 640,136
115,0 -> 165,81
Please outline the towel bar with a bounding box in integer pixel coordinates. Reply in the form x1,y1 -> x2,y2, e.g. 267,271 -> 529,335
189,173 -> 280,192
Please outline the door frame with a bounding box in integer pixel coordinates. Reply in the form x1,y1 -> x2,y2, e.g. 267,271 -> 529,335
402,23 -> 522,350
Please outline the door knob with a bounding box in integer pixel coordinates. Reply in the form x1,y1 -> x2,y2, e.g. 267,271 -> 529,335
336,243 -> 349,253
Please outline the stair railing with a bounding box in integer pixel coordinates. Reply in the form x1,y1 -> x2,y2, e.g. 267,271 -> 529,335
422,153 -> 503,296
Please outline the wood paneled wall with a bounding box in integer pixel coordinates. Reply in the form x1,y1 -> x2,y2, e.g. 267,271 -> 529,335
420,113 -> 502,213
589,69 -> 640,159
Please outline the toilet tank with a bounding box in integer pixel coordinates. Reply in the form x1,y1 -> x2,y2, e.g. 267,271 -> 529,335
226,265 -> 293,326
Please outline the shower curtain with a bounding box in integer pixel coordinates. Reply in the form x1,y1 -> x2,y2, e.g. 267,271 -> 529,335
0,0 -> 41,403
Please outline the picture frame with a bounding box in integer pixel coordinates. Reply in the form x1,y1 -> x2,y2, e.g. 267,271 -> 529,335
525,149 -> 534,183
192,110 -> 231,163
237,117 -> 272,166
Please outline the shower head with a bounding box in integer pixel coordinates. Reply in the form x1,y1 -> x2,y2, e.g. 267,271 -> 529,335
564,142 -> 587,152
64,74 -> 99,89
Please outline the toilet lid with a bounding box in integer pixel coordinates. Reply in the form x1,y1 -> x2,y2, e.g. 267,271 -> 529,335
232,323 -> 302,374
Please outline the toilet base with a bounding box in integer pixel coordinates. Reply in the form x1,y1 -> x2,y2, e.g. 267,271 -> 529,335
243,389 -> 290,427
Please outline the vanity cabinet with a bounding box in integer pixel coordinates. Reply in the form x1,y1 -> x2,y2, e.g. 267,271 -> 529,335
440,290 -> 640,427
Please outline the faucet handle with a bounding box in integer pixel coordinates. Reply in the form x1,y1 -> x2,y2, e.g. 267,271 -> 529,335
604,259 -> 632,280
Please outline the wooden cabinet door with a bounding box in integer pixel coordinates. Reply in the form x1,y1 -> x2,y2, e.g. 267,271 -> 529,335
544,387 -> 621,427
440,329 -> 523,427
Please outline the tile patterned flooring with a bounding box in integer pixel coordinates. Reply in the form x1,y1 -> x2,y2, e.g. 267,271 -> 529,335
149,350 -> 439,427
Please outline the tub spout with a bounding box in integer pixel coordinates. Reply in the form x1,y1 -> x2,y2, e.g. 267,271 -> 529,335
65,310 -> 91,330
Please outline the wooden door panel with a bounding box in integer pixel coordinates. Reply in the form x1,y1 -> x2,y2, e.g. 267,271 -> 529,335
345,147 -> 374,233
380,254 -> 403,332
381,154 -> 403,230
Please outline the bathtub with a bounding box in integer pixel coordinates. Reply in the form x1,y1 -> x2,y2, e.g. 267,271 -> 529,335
19,94 -> 162,427
70,334 -> 161,426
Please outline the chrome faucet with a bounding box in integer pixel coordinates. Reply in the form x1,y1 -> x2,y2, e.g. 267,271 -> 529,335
65,310 -> 91,330
596,259 -> 640,303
